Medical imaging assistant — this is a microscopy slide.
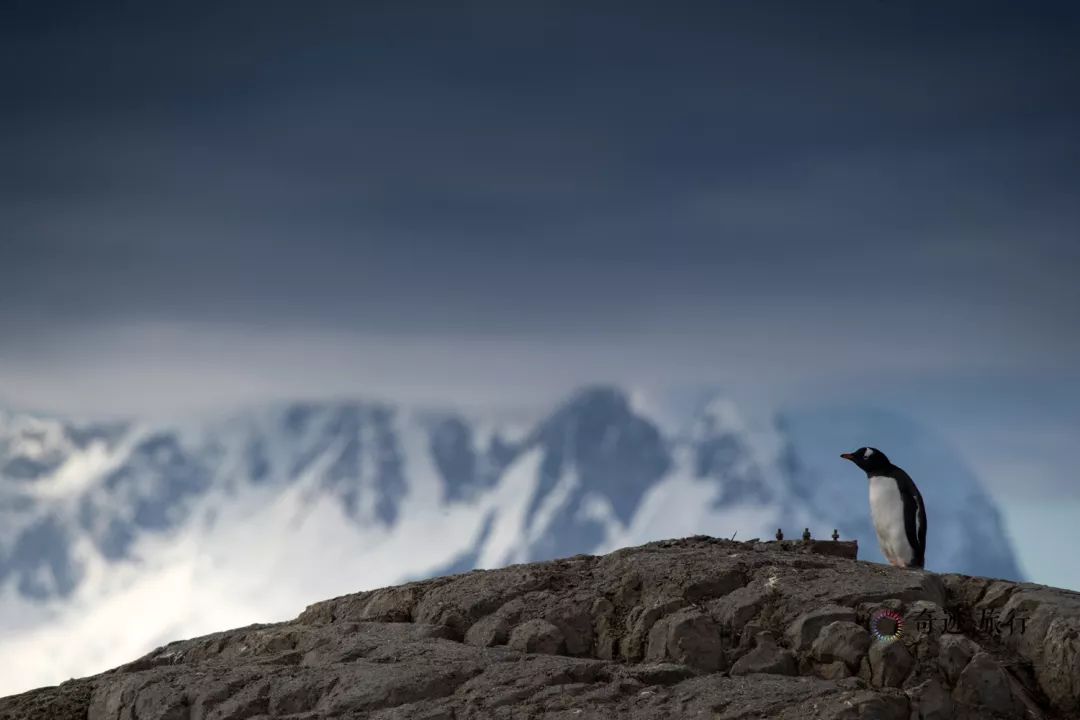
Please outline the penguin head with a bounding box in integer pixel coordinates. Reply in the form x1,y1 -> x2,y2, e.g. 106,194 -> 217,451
840,447 -> 890,474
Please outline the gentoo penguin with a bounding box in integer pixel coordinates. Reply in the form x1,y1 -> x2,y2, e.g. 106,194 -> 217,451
841,447 -> 927,568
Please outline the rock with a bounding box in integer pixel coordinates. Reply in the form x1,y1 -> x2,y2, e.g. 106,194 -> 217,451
544,601 -> 595,656
2,536 -> 1078,720
507,618 -> 565,655
908,678 -> 953,720
903,600 -> 946,661
707,584 -> 768,629
940,574 -> 1080,715
800,539 -> 859,560
814,660 -> 851,680
937,633 -> 980,686
866,639 -> 914,688
0,681 -> 94,720
645,607 -> 726,672
683,567 -> 747,602
591,596 -> 618,659
1037,610 -> 1080,715
835,675 -> 867,691
787,604 -> 858,651
735,620 -> 764,651
980,581 -> 1020,609
987,584 -> 1080,715
811,620 -> 871,672
619,597 -> 685,662
953,652 -> 1023,716
620,662 -> 695,685
843,691 -> 910,720
464,614 -> 509,647
819,690 -> 909,720
729,632 -> 797,676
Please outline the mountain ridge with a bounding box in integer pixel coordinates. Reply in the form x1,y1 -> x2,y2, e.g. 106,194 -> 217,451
0,386 -> 1023,695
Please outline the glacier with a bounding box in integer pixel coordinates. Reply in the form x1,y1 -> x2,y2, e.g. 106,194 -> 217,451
0,387 -> 1021,696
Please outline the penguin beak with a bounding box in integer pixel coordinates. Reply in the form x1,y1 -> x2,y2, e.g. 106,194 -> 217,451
840,453 -> 856,461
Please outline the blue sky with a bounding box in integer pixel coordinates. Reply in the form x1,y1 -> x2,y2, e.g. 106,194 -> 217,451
2,1 -> 1078,588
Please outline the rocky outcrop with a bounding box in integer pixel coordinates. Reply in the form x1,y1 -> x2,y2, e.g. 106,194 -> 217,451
1,536 -> 1077,719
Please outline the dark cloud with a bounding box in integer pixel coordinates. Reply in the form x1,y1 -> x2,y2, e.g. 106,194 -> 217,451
1,1 -> 1078,377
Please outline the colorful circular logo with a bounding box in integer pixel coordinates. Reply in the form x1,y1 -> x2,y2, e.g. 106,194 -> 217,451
869,609 -> 904,642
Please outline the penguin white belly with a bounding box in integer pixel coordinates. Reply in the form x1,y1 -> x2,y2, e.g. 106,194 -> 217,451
868,476 -> 912,565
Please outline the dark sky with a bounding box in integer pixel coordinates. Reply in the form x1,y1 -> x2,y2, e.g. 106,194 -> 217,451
3,0 -> 1080,590
2,1 -> 1079,417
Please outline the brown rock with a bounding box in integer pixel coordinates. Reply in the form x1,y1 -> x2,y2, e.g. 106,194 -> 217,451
953,652 -> 1023,716
989,584 -> 1080,715
937,633 -> 980,686
707,583 -> 768,630
507,618 -> 565,655
683,567 -> 747,602
811,620 -> 871,672
464,614 -> 509,647
787,604 -> 858,651
619,597 -> 685,662
840,690 -> 910,720
1,536 -> 1076,720
729,632 -> 797,676
867,639 -> 914,688
803,688 -> 909,720
645,607 -> 726,672
908,678 -> 954,720
813,660 -> 851,680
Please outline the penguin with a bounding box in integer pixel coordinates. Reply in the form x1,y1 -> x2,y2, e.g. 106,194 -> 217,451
841,447 -> 927,568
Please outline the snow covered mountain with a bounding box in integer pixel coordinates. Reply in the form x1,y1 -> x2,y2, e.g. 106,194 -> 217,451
0,387 -> 1021,695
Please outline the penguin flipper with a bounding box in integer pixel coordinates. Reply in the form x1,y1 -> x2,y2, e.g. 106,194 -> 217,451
893,467 -> 927,567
